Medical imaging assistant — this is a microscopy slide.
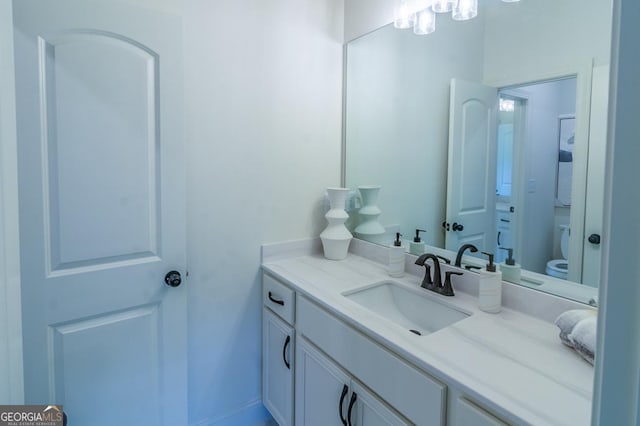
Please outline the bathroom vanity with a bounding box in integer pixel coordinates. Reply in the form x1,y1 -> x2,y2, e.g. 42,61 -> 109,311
261,239 -> 594,426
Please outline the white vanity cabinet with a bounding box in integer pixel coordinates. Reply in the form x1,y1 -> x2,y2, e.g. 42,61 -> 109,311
262,274 -> 296,426
262,272 -> 513,426
296,337 -> 409,426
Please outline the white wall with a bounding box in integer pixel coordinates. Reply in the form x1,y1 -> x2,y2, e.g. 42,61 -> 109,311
482,0 -> 612,84
344,0 -> 393,42
516,78 -> 576,274
552,80 -> 578,260
183,0 -> 344,424
345,18 -> 485,248
0,0 -> 24,405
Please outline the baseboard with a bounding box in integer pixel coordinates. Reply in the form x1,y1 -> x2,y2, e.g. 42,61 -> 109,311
190,399 -> 276,426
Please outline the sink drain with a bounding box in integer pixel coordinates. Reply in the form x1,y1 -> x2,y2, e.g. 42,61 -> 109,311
409,329 -> 422,336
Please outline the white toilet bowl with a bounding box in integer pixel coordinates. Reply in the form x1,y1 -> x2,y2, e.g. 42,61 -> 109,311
546,225 -> 569,279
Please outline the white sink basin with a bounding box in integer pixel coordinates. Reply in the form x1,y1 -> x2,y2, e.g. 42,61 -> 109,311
342,281 -> 470,336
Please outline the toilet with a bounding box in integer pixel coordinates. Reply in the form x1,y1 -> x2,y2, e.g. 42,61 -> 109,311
546,225 -> 569,279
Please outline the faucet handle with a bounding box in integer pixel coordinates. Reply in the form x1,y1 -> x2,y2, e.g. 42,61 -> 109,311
423,264 -> 433,285
436,255 -> 451,264
419,264 -> 435,290
442,271 -> 463,296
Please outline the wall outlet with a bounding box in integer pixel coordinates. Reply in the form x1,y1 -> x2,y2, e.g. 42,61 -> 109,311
323,189 -> 360,213
345,190 -> 359,212
527,179 -> 537,193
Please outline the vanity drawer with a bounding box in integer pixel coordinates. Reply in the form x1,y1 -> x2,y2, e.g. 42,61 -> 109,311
263,273 -> 295,325
454,397 -> 510,426
297,295 -> 446,426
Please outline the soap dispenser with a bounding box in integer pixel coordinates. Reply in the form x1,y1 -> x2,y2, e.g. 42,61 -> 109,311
499,247 -> 521,284
388,232 -> 405,278
409,229 -> 426,255
478,252 -> 502,313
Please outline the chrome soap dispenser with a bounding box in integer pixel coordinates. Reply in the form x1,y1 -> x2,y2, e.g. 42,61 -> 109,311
478,252 -> 502,313
409,229 -> 426,255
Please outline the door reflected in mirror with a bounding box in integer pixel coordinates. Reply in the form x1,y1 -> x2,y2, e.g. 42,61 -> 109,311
344,0 -> 611,304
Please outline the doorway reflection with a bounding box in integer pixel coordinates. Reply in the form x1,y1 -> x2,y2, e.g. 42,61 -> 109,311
495,78 -> 577,278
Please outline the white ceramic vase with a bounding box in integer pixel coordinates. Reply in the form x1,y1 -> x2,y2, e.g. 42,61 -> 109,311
320,188 -> 353,260
354,186 -> 385,243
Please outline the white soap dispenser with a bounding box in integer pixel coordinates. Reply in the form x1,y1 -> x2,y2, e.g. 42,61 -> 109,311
478,251 -> 502,313
409,229 -> 426,255
388,232 -> 405,278
499,247 -> 521,284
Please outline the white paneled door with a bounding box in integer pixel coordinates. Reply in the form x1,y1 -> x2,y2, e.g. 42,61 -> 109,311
446,79 -> 498,254
13,1 -> 187,425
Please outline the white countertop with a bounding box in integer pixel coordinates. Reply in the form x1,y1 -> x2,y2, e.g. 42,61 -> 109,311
262,248 -> 594,426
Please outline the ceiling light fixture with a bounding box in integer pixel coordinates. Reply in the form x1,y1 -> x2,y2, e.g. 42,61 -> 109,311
394,0 -> 521,35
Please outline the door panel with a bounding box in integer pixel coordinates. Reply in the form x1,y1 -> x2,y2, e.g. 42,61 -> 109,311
454,397 -> 508,426
43,31 -> 160,272
582,65 -> 608,287
263,308 -> 294,426
350,381 -> 410,426
13,1 -> 186,424
446,79 -> 498,253
43,31 -> 160,270
50,305 -> 161,425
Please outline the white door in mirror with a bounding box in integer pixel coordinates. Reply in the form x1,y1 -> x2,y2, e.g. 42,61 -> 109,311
446,79 -> 498,254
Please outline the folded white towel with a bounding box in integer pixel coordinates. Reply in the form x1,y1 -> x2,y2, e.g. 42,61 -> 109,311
569,316 -> 597,365
554,309 -> 596,347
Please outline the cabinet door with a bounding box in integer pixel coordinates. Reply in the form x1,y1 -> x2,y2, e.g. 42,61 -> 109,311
263,308 -> 294,426
348,381 -> 411,426
454,397 -> 510,426
296,338 -> 351,426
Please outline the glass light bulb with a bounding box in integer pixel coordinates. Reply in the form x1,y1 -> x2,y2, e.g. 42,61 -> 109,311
432,0 -> 455,13
452,0 -> 478,20
394,0 -> 416,29
414,8 -> 436,35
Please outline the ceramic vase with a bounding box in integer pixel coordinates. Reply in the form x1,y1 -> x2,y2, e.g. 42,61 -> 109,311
354,186 -> 385,243
320,188 -> 353,260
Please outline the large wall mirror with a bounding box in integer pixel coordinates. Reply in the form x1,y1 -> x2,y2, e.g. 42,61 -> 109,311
343,0 -> 612,304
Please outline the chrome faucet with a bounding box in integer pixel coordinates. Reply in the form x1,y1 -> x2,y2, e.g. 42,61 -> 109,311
454,243 -> 478,267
